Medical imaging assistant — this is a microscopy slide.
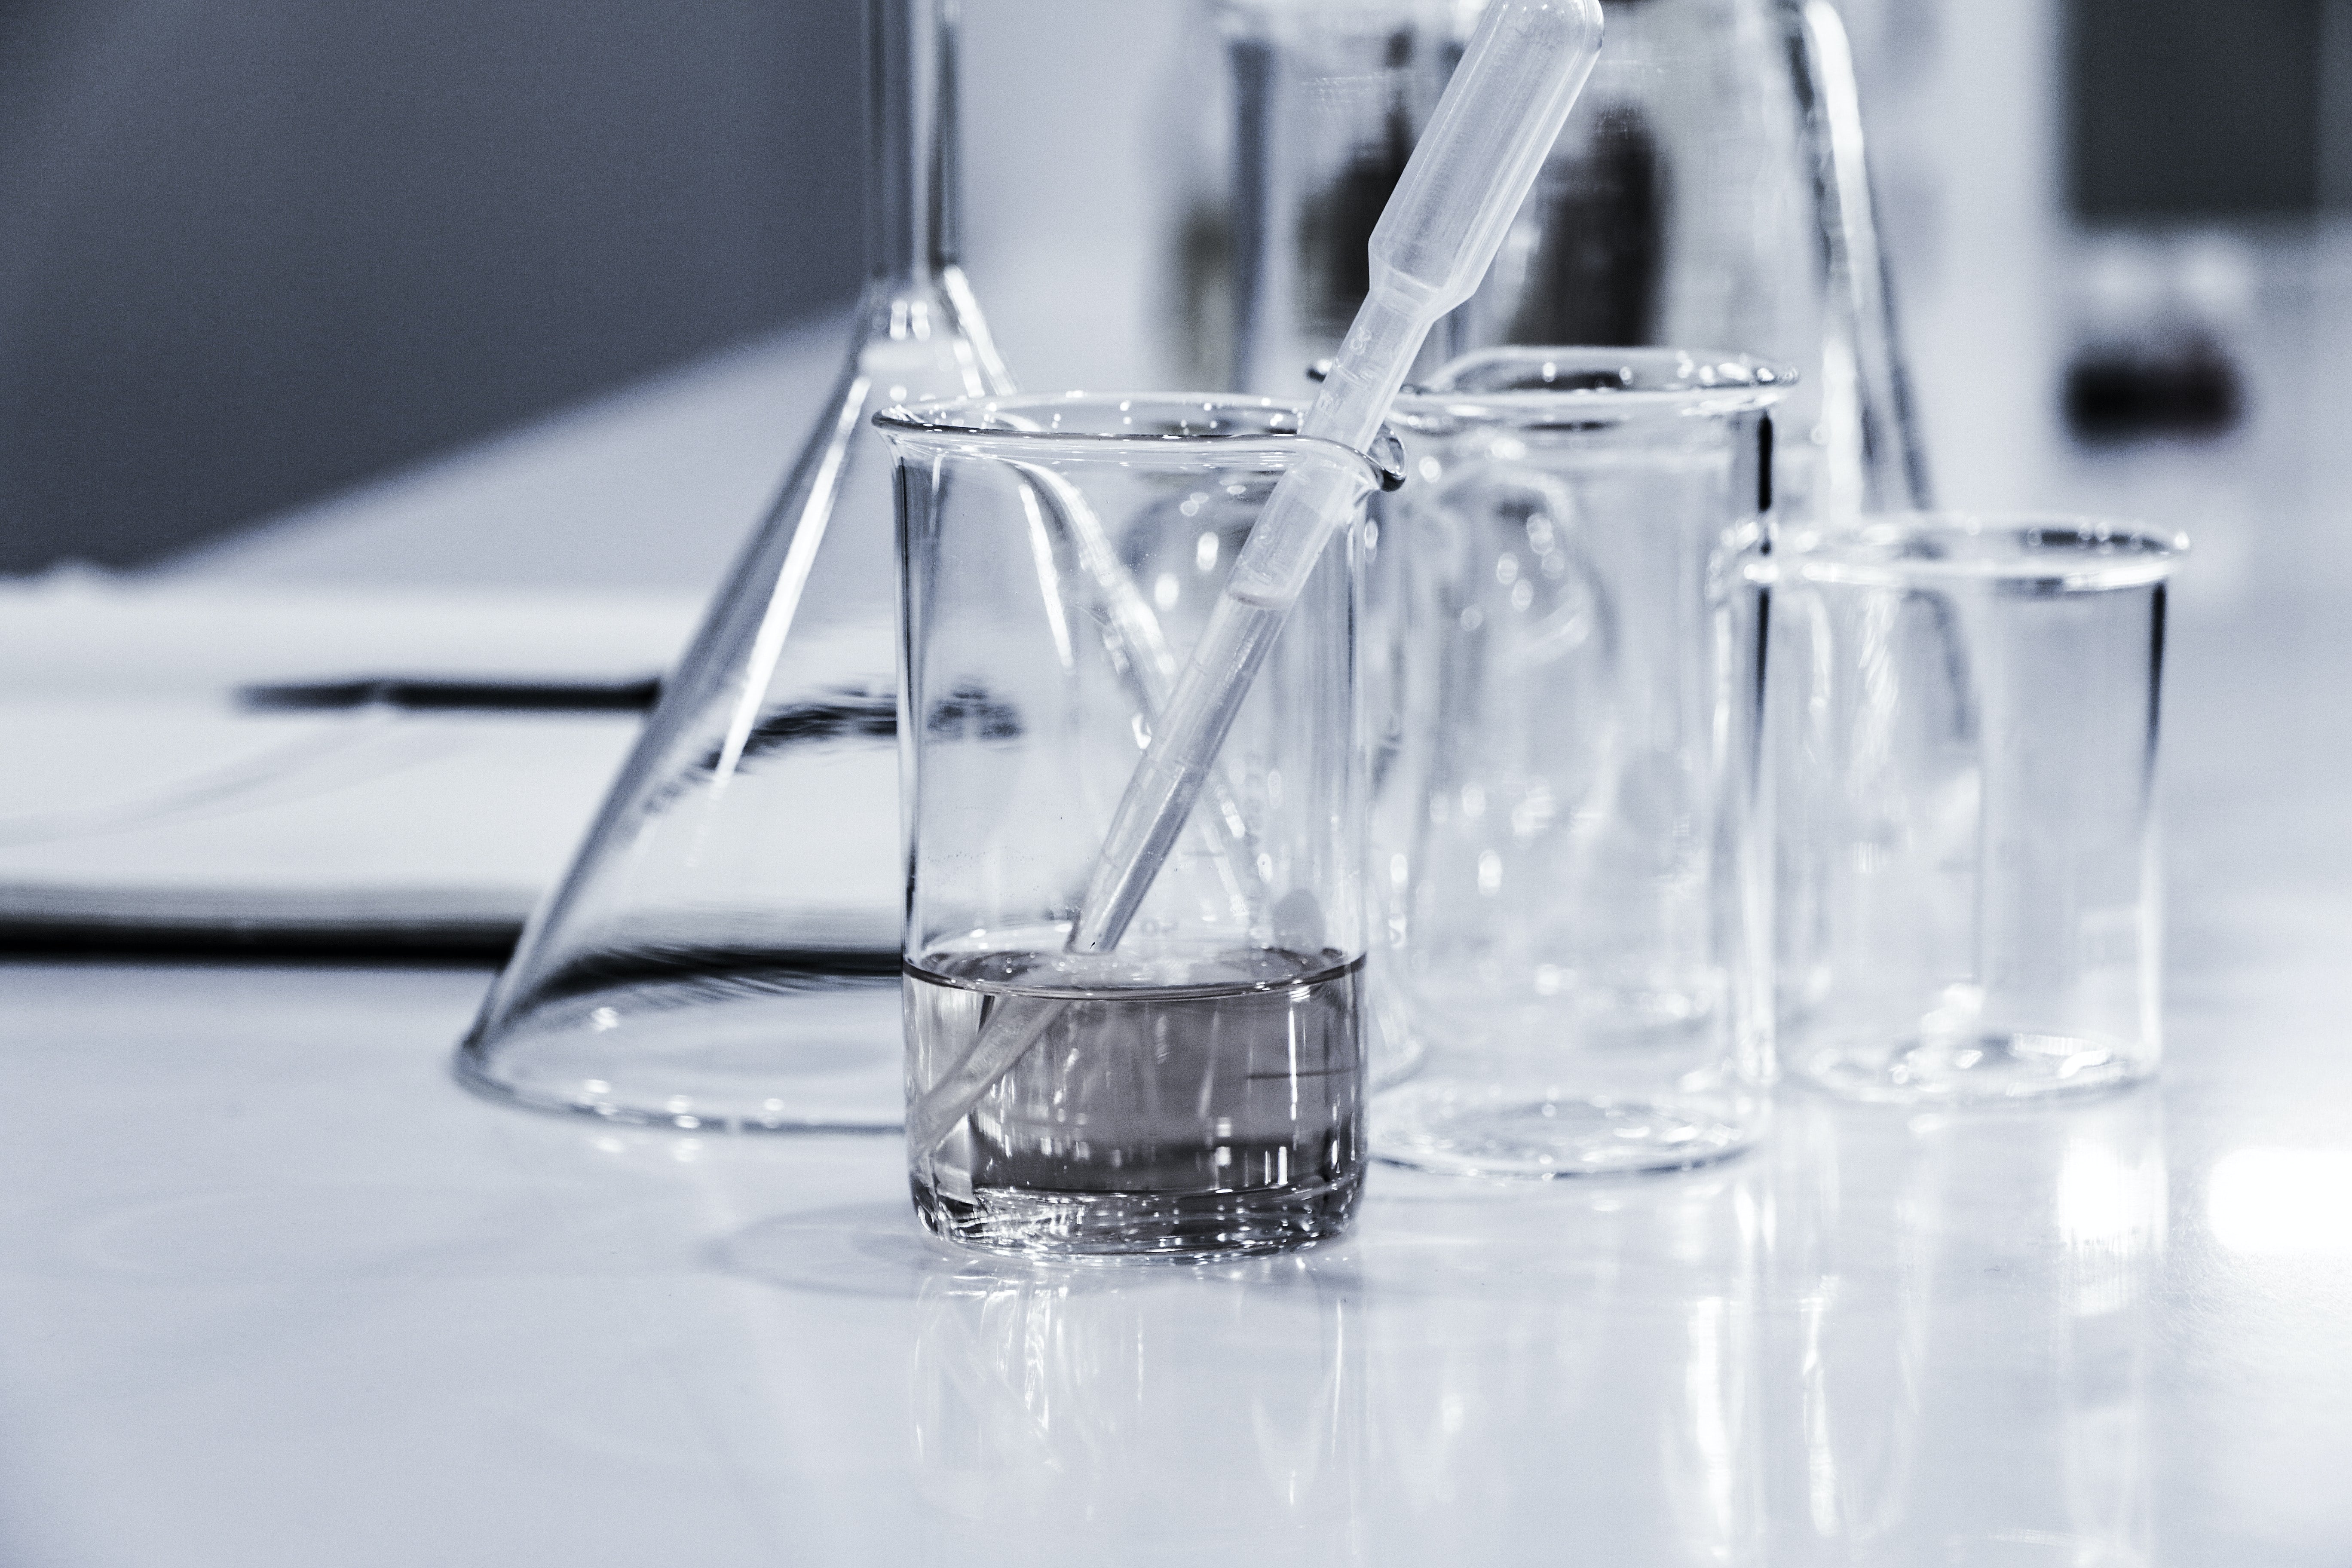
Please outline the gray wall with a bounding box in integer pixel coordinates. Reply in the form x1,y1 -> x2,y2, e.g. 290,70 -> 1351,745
2067,0 -> 2328,219
0,0 -> 863,573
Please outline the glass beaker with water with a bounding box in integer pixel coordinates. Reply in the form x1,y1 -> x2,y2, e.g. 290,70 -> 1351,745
882,394 -> 1399,1258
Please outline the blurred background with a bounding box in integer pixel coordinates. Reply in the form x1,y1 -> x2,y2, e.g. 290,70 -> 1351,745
0,0 -> 863,573
0,0 -> 2343,586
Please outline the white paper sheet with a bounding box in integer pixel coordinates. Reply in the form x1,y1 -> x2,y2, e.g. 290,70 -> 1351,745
0,579 -> 704,950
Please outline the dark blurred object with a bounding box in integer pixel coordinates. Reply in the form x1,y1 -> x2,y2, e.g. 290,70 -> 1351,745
1205,2 -> 1455,397
2065,339 -> 2244,442
1504,103 -> 1663,348
0,0 -> 862,574
2063,231 -> 2252,444
1291,26 -> 1417,343
2067,0 -> 2323,220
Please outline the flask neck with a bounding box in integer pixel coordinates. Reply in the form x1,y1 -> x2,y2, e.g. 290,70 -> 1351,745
867,0 -> 961,285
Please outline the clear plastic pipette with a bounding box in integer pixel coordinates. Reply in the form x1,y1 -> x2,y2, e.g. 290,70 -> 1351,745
909,0 -> 1605,1156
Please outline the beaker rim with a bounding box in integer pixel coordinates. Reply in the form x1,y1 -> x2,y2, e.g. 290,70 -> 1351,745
875,392 -> 1406,489
1395,348 -> 1796,425
1756,512 -> 2191,592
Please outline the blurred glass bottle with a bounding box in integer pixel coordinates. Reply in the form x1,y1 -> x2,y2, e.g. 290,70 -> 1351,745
1170,0 -> 1928,518
456,0 -> 1012,1132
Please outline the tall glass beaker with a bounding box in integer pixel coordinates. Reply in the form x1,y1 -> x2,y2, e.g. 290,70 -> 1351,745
456,0 -> 1012,1132
882,394 -> 1394,1258
1171,0 -> 1926,517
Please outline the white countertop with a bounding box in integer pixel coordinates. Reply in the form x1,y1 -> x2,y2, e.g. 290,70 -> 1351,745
6,249 -> 2352,1564
0,882 -> 2345,1567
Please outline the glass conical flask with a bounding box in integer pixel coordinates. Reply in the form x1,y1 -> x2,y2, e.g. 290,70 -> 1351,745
1173,0 -> 1929,515
456,0 -> 1011,1132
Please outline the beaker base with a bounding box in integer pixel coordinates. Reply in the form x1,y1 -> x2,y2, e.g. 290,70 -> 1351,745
1371,1084 -> 1756,1178
912,1172 -> 1363,1262
1788,1031 -> 2152,1106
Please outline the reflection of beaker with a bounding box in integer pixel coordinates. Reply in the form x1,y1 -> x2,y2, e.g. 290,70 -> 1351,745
1356,1165 -> 1768,1562
1761,1092 -> 2162,1565
911,1258 -> 1364,1565
457,0 -> 1013,1132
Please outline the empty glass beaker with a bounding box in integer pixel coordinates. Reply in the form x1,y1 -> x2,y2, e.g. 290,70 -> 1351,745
456,0 -> 1012,1131
882,393 -> 1396,1259
1763,515 -> 2185,1103
1372,348 -> 1783,1177
1169,0 -> 1925,516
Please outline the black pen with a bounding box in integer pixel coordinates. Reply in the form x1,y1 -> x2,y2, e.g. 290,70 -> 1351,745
238,676 -> 663,714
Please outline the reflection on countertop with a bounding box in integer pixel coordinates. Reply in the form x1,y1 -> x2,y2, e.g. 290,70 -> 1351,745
883,1090 -> 2162,1567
